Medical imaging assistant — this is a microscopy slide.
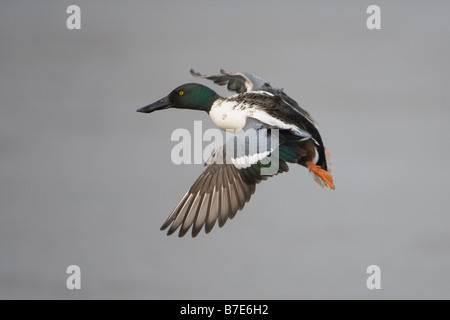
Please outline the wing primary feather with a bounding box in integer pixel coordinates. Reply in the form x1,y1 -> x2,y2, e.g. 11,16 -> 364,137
192,193 -> 211,237
191,172 -> 217,237
206,186 -> 220,233
178,193 -> 203,237
226,167 -> 240,219
167,194 -> 195,235
218,169 -> 230,227
205,170 -> 220,233
233,172 -> 247,210
160,191 -> 189,231
179,171 -> 214,236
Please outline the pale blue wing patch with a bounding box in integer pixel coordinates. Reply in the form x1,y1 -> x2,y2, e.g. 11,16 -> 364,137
191,69 -> 272,93
205,118 -> 280,169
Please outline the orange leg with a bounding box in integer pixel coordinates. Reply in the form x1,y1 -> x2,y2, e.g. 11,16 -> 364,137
308,161 -> 335,190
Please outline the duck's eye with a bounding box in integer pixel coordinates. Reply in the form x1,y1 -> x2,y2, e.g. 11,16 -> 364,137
179,91 -> 184,96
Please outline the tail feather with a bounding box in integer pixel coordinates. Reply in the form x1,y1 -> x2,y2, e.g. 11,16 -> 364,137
310,147 -> 334,190
324,147 -> 333,176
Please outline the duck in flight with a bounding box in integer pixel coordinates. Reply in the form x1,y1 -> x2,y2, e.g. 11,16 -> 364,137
137,69 -> 334,237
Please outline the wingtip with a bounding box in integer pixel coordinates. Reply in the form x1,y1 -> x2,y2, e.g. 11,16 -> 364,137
190,68 -> 199,77
160,220 -> 171,231
191,228 -> 202,238
178,229 -> 188,238
166,226 -> 178,236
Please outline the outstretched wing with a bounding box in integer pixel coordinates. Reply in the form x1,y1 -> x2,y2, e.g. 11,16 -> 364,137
190,69 -> 268,93
160,122 -> 307,237
190,68 -> 316,125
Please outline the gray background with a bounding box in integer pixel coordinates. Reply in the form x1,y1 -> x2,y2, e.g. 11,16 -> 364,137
1,0 -> 449,299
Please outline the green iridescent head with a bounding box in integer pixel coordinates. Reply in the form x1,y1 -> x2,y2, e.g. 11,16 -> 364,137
137,83 -> 220,114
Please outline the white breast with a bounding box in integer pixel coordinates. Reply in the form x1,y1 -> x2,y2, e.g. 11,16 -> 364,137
209,93 -> 300,134
209,99 -> 247,131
